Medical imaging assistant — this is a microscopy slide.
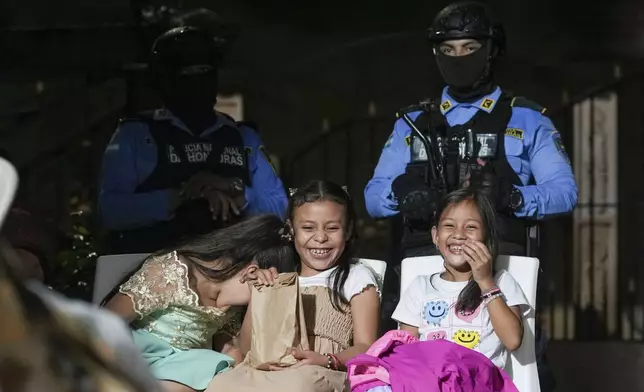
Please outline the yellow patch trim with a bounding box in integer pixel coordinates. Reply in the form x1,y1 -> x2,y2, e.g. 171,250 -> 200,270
505,128 -> 524,140
480,98 -> 495,110
440,100 -> 452,113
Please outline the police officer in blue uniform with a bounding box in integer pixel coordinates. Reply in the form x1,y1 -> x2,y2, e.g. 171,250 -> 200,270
366,3 -> 576,389
365,1 -> 577,258
99,26 -> 288,254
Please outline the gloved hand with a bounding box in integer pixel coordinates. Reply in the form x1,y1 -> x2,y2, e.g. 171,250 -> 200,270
392,173 -> 441,223
466,159 -> 516,213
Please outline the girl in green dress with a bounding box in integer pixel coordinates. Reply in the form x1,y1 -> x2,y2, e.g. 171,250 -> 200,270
103,214 -> 295,392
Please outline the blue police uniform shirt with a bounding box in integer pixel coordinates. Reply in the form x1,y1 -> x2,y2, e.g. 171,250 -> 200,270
99,109 -> 288,230
365,86 -> 578,220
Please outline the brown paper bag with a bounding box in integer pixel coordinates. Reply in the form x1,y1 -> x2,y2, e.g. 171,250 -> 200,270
247,272 -> 310,370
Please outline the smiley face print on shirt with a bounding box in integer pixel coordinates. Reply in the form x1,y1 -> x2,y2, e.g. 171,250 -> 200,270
452,329 -> 481,349
423,300 -> 449,325
454,304 -> 482,323
426,330 -> 447,340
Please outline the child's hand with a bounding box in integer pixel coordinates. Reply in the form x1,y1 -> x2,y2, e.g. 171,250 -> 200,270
222,345 -> 243,366
240,266 -> 278,286
462,240 -> 495,290
265,349 -> 327,371
290,349 -> 328,369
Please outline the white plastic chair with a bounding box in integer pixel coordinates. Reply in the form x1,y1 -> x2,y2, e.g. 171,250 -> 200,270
358,258 -> 387,296
93,254 -> 389,304
0,157 -> 18,224
400,255 -> 540,392
92,253 -> 149,304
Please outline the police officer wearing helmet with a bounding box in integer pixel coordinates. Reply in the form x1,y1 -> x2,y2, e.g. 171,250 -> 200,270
365,1 -> 577,258
366,3 -> 575,389
99,26 -> 288,254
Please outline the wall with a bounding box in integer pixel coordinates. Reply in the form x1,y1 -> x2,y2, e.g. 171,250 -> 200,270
548,341 -> 644,391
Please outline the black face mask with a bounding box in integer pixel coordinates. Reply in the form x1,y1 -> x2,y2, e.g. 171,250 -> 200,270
162,70 -> 219,113
435,45 -> 494,102
160,70 -> 220,132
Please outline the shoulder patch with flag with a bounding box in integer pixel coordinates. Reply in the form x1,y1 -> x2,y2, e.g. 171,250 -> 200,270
552,132 -> 569,163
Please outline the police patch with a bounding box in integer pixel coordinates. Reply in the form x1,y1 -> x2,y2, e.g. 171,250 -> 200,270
505,128 -> 524,140
552,132 -> 570,162
476,134 -> 498,158
440,100 -> 452,113
259,145 -> 278,174
480,98 -> 495,110
404,135 -> 411,147
219,146 -> 245,166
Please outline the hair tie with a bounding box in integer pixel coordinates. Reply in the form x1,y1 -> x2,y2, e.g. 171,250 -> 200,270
340,185 -> 352,200
278,225 -> 293,242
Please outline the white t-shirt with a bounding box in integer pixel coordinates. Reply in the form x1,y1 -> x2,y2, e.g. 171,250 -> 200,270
391,269 -> 530,369
298,262 -> 381,302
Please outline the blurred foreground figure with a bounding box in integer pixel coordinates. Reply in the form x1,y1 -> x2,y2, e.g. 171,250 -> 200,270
0,244 -> 160,392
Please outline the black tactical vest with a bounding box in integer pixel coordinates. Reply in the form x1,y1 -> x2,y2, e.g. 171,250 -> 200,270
105,115 -> 251,254
135,115 -> 250,193
401,93 -> 528,254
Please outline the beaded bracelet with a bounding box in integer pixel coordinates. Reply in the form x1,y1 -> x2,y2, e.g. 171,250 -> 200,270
483,292 -> 503,307
323,353 -> 342,370
324,353 -> 333,369
481,287 -> 501,299
323,353 -> 334,369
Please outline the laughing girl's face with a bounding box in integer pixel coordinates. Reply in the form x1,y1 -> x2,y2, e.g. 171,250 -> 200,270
291,200 -> 350,277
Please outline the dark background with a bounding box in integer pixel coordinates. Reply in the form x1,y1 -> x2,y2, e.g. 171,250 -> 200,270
2,1 -> 644,390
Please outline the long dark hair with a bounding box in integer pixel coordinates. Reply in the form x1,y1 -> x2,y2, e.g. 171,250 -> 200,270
101,214 -> 295,305
434,188 -> 499,312
288,180 -> 358,311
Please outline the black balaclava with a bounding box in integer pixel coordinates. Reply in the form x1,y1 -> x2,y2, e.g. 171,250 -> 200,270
428,2 -> 505,103
435,40 -> 496,102
150,27 -> 224,132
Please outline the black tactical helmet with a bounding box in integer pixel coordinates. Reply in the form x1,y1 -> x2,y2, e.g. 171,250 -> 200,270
168,8 -> 238,51
149,26 -> 224,76
428,1 -> 506,55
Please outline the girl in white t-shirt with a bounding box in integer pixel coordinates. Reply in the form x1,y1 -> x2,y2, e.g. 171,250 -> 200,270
207,180 -> 380,392
392,188 -> 529,369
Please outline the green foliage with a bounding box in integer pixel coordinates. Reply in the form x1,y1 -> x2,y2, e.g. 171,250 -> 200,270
51,202 -> 99,302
